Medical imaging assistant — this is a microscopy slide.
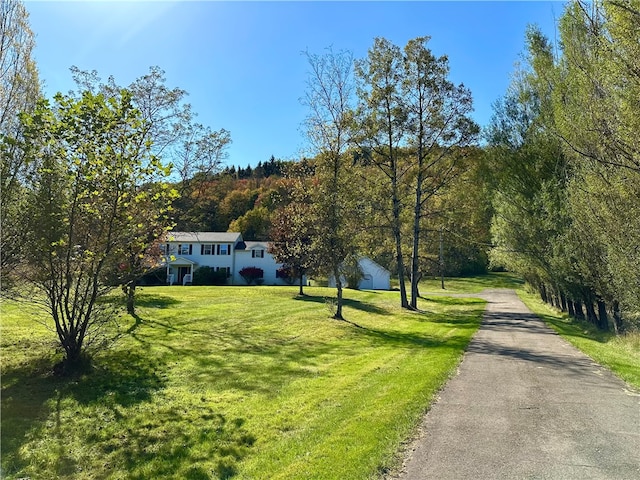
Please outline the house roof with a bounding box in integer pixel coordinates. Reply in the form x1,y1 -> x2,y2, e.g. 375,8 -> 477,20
245,241 -> 270,248
166,256 -> 197,266
358,256 -> 391,275
235,240 -> 272,251
165,232 -> 242,243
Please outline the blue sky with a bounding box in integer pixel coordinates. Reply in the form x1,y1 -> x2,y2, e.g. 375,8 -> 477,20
26,1 -> 564,168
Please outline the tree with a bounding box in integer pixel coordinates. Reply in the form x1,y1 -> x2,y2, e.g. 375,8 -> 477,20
67,66 -> 231,308
302,47 -> 356,319
107,190 -> 177,316
0,0 -> 40,285
549,1 -> 640,326
402,37 -> 479,308
228,206 -> 272,241
69,66 -> 231,219
267,162 -> 321,296
354,37 -> 478,309
354,37 -> 412,308
269,201 -> 320,296
14,89 -> 175,371
503,2 -> 640,331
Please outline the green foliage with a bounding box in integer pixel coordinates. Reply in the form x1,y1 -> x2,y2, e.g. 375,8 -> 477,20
343,255 -> 364,289
487,1 -> 639,332
192,266 -> 228,286
228,206 -> 272,241
518,288 -> 640,389
11,87 -> 175,367
0,0 -> 40,286
1,285 -> 484,479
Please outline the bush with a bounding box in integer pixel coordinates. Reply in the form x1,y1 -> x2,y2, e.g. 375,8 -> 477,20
343,257 -> 363,290
137,268 -> 167,286
276,266 -> 297,285
193,267 -> 229,286
239,266 -> 264,285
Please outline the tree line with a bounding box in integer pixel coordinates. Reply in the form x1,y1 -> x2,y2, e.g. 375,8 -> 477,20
1,0 -> 636,371
485,0 -> 639,334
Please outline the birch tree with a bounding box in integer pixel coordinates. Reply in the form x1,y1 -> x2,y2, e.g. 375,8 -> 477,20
302,48 -> 355,320
0,0 -> 40,284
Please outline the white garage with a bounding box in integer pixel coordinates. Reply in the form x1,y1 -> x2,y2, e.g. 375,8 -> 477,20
328,257 -> 391,290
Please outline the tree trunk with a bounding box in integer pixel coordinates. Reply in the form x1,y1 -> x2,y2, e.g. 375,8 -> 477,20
585,298 -> 597,325
560,291 -> 567,312
391,169 -> 409,309
567,298 -> 575,316
596,299 -> 609,331
298,274 -> 304,296
612,300 -> 624,335
540,284 -> 548,304
573,299 -> 584,319
126,282 -> 136,315
58,334 -> 85,374
395,234 -> 409,309
334,269 -> 344,320
410,172 -> 423,309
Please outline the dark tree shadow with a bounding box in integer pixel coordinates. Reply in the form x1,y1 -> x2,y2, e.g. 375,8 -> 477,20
1,348 -> 166,477
131,294 -> 182,309
293,294 -> 391,316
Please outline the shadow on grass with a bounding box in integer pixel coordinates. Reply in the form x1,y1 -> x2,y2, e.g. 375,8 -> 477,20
0,349 -> 166,478
537,312 -> 613,344
110,406 -> 253,480
293,294 -> 391,316
132,293 -> 182,309
2,343 -> 256,479
422,296 -> 487,306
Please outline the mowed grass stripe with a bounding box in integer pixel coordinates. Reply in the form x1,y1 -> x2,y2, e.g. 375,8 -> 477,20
1,285 -> 484,480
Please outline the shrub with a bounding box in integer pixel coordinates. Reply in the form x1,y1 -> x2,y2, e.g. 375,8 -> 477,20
239,266 -> 263,285
343,257 -> 363,290
193,267 -> 229,286
276,266 -> 297,285
137,268 -> 167,286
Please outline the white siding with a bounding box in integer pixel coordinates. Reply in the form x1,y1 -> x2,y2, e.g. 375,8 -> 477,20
328,257 -> 391,290
165,241 -> 236,283
234,243 -> 285,285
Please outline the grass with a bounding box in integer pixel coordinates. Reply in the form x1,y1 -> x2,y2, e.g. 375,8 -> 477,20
396,271 -> 525,294
517,289 -> 640,390
1,285 -> 485,480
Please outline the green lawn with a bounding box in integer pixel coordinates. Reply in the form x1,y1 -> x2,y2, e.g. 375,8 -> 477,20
397,271 -> 525,294
517,289 -> 640,390
1,286 -> 485,480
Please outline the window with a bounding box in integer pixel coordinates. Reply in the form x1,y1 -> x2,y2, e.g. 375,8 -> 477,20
217,244 -> 230,255
201,244 -> 213,255
178,244 -> 191,255
252,249 -> 264,258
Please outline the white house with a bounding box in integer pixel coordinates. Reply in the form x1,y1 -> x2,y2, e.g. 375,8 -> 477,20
162,232 -> 291,286
327,257 -> 391,290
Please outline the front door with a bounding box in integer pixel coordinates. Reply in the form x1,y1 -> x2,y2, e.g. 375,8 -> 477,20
178,266 -> 191,285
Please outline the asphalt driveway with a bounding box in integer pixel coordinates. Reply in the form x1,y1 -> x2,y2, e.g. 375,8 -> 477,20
392,289 -> 640,480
